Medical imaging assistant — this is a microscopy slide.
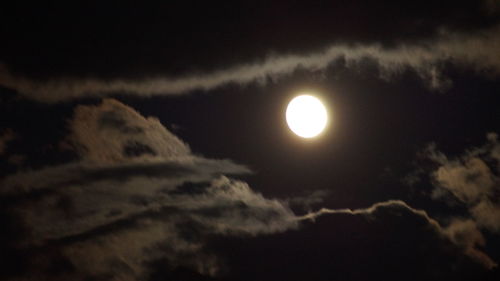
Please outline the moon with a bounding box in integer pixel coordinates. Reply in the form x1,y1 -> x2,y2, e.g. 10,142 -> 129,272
286,95 -> 328,138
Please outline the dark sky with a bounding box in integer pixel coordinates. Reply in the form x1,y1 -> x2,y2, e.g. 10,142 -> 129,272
1,1 -> 500,281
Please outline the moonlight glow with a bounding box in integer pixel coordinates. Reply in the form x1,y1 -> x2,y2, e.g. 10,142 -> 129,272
286,95 -> 328,138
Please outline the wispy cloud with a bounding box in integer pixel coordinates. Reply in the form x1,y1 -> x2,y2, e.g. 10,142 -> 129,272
429,133 -> 500,232
423,133 -> 500,269
0,26 -> 499,102
298,199 -> 439,227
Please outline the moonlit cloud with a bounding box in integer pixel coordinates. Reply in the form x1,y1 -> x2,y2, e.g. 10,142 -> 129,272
299,199 -> 497,269
443,219 -> 496,270
424,133 -> 500,269
429,133 -> 500,232
68,99 -> 191,163
1,99 -> 496,280
297,199 -> 439,227
0,99 -> 297,280
0,26 -> 499,102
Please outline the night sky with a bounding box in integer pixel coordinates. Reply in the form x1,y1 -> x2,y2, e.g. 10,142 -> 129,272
1,1 -> 500,281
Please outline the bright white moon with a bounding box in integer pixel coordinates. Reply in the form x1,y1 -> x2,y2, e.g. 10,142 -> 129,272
286,95 -> 328,138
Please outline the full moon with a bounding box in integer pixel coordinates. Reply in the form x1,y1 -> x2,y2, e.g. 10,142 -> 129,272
286,95 -> 328,138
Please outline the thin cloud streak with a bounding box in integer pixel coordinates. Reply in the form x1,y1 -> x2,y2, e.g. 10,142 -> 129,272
298,199 -> 497,269
0,26 -> 499,102
298,200 -> 436,224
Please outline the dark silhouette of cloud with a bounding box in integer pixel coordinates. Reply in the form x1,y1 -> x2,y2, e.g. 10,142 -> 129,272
211,201 -> 495,281
299,199 -> 496,268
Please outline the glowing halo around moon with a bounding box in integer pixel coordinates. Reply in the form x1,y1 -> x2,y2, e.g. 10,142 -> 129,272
286,94 -> 328,138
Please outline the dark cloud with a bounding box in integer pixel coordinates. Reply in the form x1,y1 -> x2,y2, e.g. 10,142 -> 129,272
211,201 -> 496,281
0,1 -> 496,79
0,158 -> 250,197
1,25 -> 500,102
6,175 -> 297,280
300,199 -> 496,268
285,189 -> 330,212
0,129 -> 15,156
484,0 -> 500,14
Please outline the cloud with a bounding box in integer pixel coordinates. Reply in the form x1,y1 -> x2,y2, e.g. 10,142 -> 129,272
285,189 -> 329,212
0,158 -> 250,197
443,219 -> 496,270
0,129 -> 15,156
1,99 -> 496,280
68,99 -> 191,164
0,99 -> 295,280
471,200 -> 500,232
298,199 -> 439,226
299,199 -> 497,269
429,133 -> 500,232
1,26 -> 500,102
214,198 -> 497,281
1,99 -> 249,197
7,175 -> 297,280
487,132 -> 500,161
425,133 -> 500,269
434,157 -> 494,204
484,0 -> 500,14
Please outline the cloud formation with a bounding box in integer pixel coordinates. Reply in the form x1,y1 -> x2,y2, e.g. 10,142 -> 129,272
1,99 -> 495,280
0,26 -> 499,102
298,199 -> 438,224
300,198 -> 497,269
429,133 -> 500,232
216,197 -> 496,281
68,99 -> 191,163
0,129 -> 15,156
426,133 -> 500,268
484,0 -> 500,13
0,99 -> 293,280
